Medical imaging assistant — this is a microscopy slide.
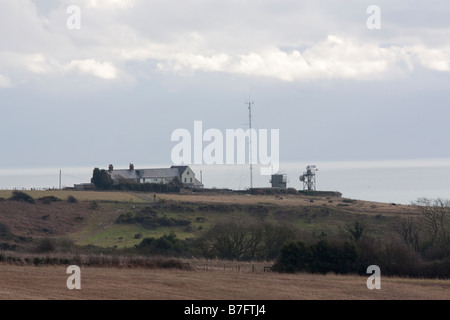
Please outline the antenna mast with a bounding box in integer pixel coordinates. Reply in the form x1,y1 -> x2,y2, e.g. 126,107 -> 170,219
245,101 -> 254,189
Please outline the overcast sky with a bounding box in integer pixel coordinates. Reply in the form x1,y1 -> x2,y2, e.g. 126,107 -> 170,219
1,0 -> 450,172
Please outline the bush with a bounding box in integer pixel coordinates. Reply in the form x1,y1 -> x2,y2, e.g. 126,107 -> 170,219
91,168 -> 113,190
9,191 -> 34,203
196,220 -> 297,261
67,195 -> 78,203
272,241 -> 311,273
135,233 -> 183,256
90,201 -> 99,210
35,238 -> 56,253
38,196 -> 60,204
274,240 -> 358,275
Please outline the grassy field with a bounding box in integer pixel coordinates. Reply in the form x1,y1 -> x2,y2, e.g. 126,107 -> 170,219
0,264 -> 449,300
0,190 -> 147,203
0,189 -> 411,249
1,189 -> 449,300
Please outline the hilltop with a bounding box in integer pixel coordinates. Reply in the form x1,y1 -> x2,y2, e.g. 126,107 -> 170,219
0,189 -> 409,251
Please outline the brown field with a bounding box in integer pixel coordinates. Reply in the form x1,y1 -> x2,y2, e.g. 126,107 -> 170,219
0,264 -> 449,300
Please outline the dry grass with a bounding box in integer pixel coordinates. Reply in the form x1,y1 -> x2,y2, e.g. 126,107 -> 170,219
157,193 -> 410,217
0,190 -> 146,203
0,264 -> 449,300
0,201 -> 94,237
0,190 -> 411,216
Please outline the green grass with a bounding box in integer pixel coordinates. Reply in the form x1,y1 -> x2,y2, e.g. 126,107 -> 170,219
70,201 -> 402,249
0,189 -> 405,249
77,224 -> 198,248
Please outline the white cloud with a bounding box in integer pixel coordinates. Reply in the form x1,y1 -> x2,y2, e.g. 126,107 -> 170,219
162,53 -> 230,73
81,0 -> 136,9
64,59 -> 118,79
2,0 -> 450,87
409,46 -> 450,71
155,36 -> 401,81
25,54 -> 56,74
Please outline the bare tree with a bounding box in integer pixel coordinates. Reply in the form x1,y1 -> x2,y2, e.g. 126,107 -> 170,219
412,197 -> 450,247
399,215 -> 421,252
344,220 -> 366,242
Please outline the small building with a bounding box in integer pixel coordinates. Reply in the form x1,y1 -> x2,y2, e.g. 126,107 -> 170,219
74,183 -> 95,191
107,163 -> 203,188
270,174 -> 287,189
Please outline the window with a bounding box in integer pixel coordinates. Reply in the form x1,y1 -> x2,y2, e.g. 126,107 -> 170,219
190,178 -> 193,183
184,178 -> 187,183
187,171 -> 190,175
154,178 -> 158,182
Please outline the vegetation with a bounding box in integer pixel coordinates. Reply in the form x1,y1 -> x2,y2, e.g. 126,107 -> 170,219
272,197 -> 450,278
113,182 -> 180,193
194,220 -> 296,260
9,191 -> 35,203
38,196 -> 61,204
91,168 -> 113,190
116,207 -> 191,229
0,189 -> 449,279
67,195 -> 78,203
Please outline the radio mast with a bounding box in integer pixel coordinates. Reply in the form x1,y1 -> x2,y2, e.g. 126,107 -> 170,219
245,101 -> 254,189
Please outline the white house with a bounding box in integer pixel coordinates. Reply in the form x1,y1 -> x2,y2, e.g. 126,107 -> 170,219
107,164 -> 203,188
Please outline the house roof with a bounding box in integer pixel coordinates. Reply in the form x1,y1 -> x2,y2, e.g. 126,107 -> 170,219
193,178 -> 203,187
170,165 -> 189,176
138,168 -> 179,179
109,167 -> 181,181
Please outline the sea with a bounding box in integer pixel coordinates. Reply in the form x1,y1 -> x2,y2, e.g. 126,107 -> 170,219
1,158 -> 449,205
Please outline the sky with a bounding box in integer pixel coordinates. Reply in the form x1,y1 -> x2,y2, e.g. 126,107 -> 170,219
1,0 -> 450,181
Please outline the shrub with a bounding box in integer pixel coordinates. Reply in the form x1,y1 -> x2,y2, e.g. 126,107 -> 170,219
67,195 -> 78,203
91,168 -> 113,190
135,233 -> 182,256
39,196 -> 60,204
90,201 -> 98,210
272,241 -> 311,273
35,238 -> 56,253
9,191 -> 34,203
345,220 -> 366,242
274,240 -> 358,275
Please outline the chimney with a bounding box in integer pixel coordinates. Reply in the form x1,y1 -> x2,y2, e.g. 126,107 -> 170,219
108,164 -> 113,172
129,163 -> 134,170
